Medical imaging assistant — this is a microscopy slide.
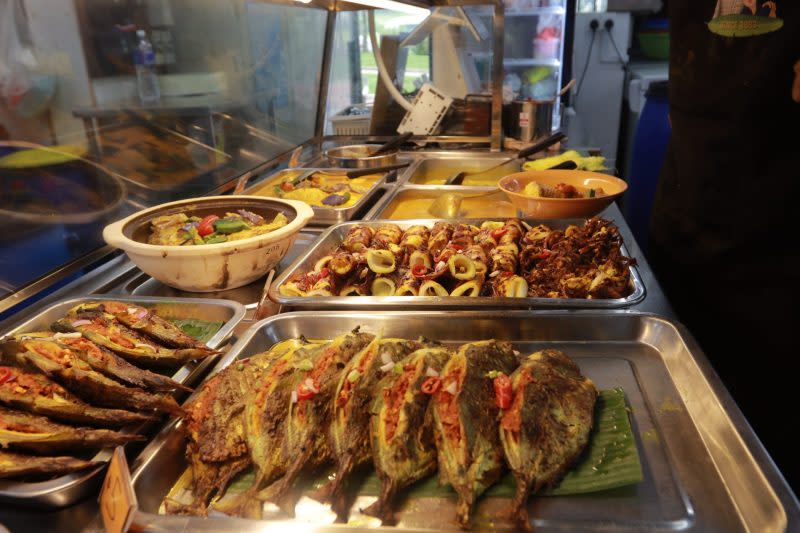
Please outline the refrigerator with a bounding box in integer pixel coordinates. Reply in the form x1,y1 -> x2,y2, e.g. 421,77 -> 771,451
501,0 -> 571,130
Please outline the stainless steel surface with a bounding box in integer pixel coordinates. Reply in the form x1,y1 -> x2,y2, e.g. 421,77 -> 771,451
126,311 -> 795,532
363,185 -> 516,220
269,219 -> 645,310
315,9 -> 337,139
243,167 -> 389,226
0,295 -> 245,508
325,144 -> 399,168
402,155 -> 522,186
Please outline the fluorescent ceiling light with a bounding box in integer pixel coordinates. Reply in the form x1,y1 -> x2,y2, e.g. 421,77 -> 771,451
341,0 -> 430,16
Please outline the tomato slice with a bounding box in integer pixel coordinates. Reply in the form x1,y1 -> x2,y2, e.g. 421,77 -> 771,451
491,227 -> 508,240
197,215 -> 219,237
493,373 -> 512,410
421,376 -> 441,394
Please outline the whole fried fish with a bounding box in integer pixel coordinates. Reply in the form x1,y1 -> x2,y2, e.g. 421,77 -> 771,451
68,301 -> 212,349
258,328 -> 374,516
0,450 -> 99,479
51,314 -> 217,367
0,365 -> 153,427
1,336 -> 184,416
55,334 -> 190,392
0,405 -> 142,453
364,346 -> 452,525
211,338 -> 314,519
320,336 -> 426,521
499,349 -> 598,532
431,340 -> 518,529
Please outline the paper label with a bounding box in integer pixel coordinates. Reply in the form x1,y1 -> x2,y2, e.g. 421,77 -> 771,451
99,447 -> 138,533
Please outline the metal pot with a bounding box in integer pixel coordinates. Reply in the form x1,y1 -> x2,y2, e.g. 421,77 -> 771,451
503,99 -> 554,143
325,144 -> 397,169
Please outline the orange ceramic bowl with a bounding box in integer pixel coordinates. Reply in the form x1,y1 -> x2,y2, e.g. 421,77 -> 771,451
498,170 -> 627,219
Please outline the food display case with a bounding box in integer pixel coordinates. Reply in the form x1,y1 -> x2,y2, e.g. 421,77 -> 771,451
0,0 -> 797,532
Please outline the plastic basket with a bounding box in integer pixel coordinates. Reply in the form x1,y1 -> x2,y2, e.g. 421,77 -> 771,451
330,105 -> 372,135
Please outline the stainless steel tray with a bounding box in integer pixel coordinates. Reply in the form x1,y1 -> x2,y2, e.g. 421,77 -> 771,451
244,168 -> 392,226
396,154 -> 522,187
269,219 -> 645,310
0,295 -> 246,508
127,311 -> 792,532
362,185 -> 519,220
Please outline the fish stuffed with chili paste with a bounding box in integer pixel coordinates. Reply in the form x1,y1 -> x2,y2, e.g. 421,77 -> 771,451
317,336 -> 426,521
257,329 -> 374,516
0,405 -> 141,454
499,349 -> 597,532
431,340 -> 519,528
364,346 -> 452,524
0,365 -> 153,427
1,335 -> 184,415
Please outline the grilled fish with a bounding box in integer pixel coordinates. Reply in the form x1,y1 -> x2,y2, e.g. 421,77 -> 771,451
321,337 -> 426,521
258,329 -> 374,516
56,334 -> 190,392
0,405 -> 141,453
431,340 -> 519,528
211,338 -> 314,518
68,301 -> 212,349
51,315 -> 216,367
0,450 -> 99,479
0,365 -> 153,427
499,349 -> 597,532
1,336 -> 184,416
364,346 -> 452,525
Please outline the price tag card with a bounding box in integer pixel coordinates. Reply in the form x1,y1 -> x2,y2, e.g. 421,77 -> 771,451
99,447 -> 138,533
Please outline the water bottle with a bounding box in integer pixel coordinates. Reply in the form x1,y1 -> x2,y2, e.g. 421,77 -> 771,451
134,29 -> 160,104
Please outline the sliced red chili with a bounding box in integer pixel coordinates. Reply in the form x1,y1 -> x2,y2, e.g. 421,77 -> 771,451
450,244 -> 465,250
493,373 -> 512,410
535,250 -> 552,260
411,264 -> 428,278
319,267 -> 330,278
421,376 -> 441,395
0,367 -> 14,385
491,227 -> 508,240
297,377 -> 320,400
197,215 -> 219,237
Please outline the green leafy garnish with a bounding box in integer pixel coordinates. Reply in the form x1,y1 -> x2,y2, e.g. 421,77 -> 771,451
170,319 -> 224,343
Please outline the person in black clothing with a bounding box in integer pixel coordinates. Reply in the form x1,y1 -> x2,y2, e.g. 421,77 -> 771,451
650,1 -> 799,491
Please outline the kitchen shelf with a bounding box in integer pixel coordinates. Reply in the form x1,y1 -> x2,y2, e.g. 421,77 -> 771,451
503,58 -> 561,67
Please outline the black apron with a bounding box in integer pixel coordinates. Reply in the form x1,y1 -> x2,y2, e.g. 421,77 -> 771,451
649,0 -> 800,489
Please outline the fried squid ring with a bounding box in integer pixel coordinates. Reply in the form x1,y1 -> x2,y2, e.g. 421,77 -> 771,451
464,245 -> 488,275
366,249 -> 396,274
400,225 -> 430,252
314,255 -> 333,272
339,285 -> 367,296
408,250 -> 433,269
372,224 -> 403,248
394,269 -> 421,296
428,222 -> 454,257
343,225 -> 375,253
450,278 -> 482,297
371,276 -> 397,296
498,219 -> 523,246
451,224 -> 479,247
489,243 -> 519,273
279,282 -> 306,297
475,227 -> 498,253
448,254 -> 476,280
306,276 -> 335,297
492,274 -> 528,297
522,224 -> 553,247
329,252 -> 356,277
418,280 -> 449,297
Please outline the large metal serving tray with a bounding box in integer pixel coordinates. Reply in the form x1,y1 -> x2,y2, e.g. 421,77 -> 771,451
269,219 -> 645,310
396,154 -> 522,187
0,295 -> 246,508
127,311 -> 795,532
244,168 -> 392,226
363,186 -> 519,220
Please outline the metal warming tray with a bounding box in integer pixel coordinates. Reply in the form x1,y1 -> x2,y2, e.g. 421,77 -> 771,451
244,168 -> 392,226
127,311 -> 792,532
364,186 -> 518,220
269,219 -> 645,310
0,295 -> 246,508
398,155 -> 522,186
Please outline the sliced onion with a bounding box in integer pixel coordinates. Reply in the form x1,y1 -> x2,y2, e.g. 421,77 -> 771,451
380,361 -> 395,373
53,332 -> 82,340
291,390 -> 298,404
444,381 -> 458,395
425,367 -> 439,377
71,319 -> 91,327
489,270 -> 501,278
381,351 -> 393,365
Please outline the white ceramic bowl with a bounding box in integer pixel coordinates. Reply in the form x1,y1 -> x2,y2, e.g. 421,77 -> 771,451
103,196 -> 314,292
